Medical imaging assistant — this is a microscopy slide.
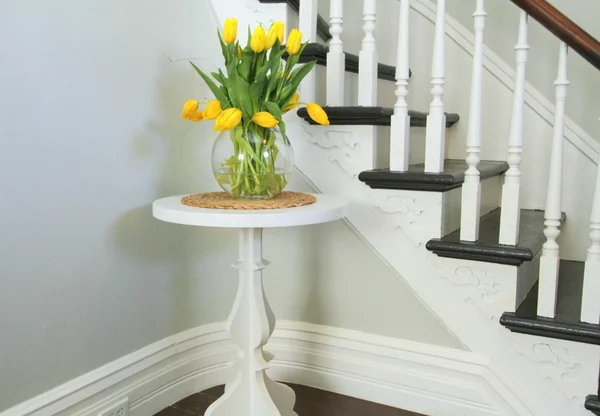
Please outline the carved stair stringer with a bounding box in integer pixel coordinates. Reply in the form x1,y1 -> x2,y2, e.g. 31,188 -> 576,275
287,116 -> 599,416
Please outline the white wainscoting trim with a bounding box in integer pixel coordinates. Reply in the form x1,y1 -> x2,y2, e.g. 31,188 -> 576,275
414,0 -> 600,165
1,321 -> 534,416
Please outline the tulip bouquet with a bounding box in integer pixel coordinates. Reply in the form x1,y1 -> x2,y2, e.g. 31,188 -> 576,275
182,18 -> 329,199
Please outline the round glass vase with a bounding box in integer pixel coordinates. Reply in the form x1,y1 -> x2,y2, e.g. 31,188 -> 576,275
212,125 -> 293,200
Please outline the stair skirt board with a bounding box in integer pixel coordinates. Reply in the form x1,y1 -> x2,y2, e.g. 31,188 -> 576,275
2,321 -> 535,416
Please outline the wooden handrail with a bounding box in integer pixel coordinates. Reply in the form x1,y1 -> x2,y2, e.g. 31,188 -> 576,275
509,0 -> 600,71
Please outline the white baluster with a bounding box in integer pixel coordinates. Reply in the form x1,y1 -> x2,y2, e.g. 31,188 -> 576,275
299,0 -> 318,104
390,0 -> 411,171
499,12 -> 530,245
581,152 -> 600,324
424,0 -> 446,173
538,42 -> 569,318
327,0 -> 345,106
460,0 -> 486,241
358,0 -> 377,106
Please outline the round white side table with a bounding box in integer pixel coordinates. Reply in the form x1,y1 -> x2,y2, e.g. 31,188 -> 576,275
152,194 -> 348,416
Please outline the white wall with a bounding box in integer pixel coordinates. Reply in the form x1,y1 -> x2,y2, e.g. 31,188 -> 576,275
445,0 -> 600,143
0,0 -> 462,411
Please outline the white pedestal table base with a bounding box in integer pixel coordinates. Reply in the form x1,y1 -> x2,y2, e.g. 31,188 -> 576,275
205,228 -> 298,416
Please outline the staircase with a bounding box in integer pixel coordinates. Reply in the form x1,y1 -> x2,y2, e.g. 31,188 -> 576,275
256,0 -> 600,414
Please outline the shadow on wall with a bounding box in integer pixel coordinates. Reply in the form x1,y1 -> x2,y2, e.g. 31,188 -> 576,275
108,54 -> 236,336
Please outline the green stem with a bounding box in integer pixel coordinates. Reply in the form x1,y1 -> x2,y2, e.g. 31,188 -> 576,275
275,59 -> 291,103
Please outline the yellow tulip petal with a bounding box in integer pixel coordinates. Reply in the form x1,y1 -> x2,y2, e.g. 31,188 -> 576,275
182,99 -> 199,120
283,103 -> 299,113
214,108 -> 243,131
276,22 -> 285,44
251,26 -> 266,53
223,18 -> 237,45
265,21 -> 284,50
203,99 -> 222,120
188,111 -> 204,122
286,29 -> 302,55
265,25 -> 278,50
306,103 -> 329,125
282,93 -> 300,113
252,111 -> 279,128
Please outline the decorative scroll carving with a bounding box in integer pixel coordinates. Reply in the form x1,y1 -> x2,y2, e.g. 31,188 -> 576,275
452,266 -> 501,320
363,190 -> 429,247
512,340 -> 585,400
302,126 -> 361,178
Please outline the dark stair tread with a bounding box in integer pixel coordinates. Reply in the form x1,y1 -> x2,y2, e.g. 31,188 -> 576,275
426,208 -> 557,266
359,159 -> 507,192
285,43 -> 403,82
500,260 -> 600,346
297,106 -> 460,128
259,1 -> 331,41
586,395 -> 600,415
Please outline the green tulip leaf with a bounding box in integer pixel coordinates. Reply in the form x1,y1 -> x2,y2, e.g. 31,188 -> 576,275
190,62 -> 228,104
216,29 -> 229,63
264,101 -> 282,122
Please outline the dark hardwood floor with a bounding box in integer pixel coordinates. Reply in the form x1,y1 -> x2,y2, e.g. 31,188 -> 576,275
154,384 -> 425,415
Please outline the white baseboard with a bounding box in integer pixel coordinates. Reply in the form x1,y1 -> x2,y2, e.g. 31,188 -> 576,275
1,321 -> 534,416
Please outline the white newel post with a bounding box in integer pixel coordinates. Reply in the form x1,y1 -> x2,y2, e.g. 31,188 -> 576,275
499,12 -> 529,245
460,0 -> 486,241
299,0 -> 318,104
424,0 -> 447,173
358,0 -> 377,106
327,0 -> 345,105
581,152 -> 600,324
538,42 -> 569,318
390,0 -> 411,171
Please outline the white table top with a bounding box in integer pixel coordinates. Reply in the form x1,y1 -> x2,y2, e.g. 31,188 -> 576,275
152,193 -> 348,228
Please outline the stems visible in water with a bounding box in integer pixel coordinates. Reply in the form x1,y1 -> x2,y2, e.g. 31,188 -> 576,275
219,126 -> 288,199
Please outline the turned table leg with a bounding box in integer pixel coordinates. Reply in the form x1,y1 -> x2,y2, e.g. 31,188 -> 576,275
205,228 -> 297,416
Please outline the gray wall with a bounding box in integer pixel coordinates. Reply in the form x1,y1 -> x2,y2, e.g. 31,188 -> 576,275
0,0 -> 462,411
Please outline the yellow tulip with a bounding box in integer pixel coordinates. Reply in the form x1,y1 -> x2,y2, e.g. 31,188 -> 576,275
283,103 -> 299,113
306,103 -> 329,125
252,111 -> 279,128
251,26 -> 266,53
188,111 -> 204,122
223,18 -> 237,45
182,99 -> 199,120
214,108 -> 242,131
275,22 -> 285,44
283,92 -> 300,113
265,21 -> 284,49
286,29 -> 302,55
203,99 -> 222,120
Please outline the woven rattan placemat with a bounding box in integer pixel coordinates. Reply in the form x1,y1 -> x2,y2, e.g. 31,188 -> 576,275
181,192 -> 316,210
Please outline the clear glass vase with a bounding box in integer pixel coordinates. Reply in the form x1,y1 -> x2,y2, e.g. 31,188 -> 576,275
212,125 -> 294,200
